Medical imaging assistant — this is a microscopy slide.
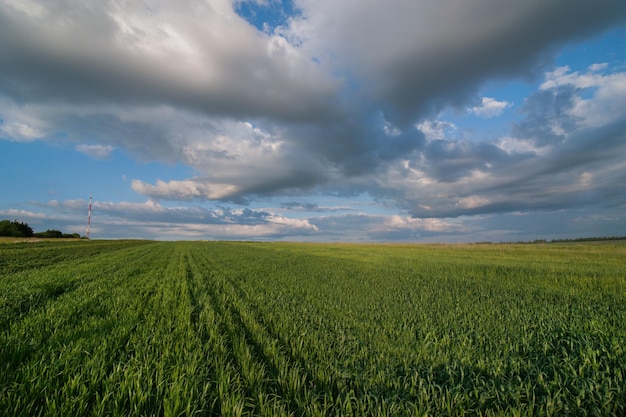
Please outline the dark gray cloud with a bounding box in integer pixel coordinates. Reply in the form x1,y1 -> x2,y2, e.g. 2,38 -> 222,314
280,202 -> 353,212
512,85 -> 582,145
419,140 -> 507,183
293,0 -> 626,124
395,112 -> 626,219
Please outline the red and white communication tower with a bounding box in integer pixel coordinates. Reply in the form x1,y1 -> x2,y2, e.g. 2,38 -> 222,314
86,194 -> 93,239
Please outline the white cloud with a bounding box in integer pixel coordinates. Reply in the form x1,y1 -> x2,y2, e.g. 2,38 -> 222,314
589,62 -> 608,72
0,121 -> 43,141
131,179 -> 240,201
539,65 -> 626,127
571,73 -> 626,127
457,196 -> 489,209
495,137 -> 551,156
0,99 -> 48,141
94,199 -> 320,239
416,120 -> 457,141
539,66 -> 574,90
28,198 -> 321,239
0,208 -> 48,219
383,120 -> 401,137
76,144 -> 114,159
265,214 -> 319,232
469,97 -> 512,118
383,215 -> 461,233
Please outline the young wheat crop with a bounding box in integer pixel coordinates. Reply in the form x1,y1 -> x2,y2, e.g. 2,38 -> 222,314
0,240 -> 624,416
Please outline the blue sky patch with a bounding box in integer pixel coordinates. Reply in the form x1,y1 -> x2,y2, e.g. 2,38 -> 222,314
234,0 -> 299,33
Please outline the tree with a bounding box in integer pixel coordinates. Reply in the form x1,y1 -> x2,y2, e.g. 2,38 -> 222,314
0,220 -> 34,237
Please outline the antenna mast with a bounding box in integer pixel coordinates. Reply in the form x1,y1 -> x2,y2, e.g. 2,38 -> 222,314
86,194 -> 92,239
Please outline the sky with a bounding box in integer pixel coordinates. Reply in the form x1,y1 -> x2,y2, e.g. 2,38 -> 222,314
1,0 -> 626,242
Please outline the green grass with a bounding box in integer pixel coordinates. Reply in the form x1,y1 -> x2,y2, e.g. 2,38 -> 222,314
1,240 -> 624,416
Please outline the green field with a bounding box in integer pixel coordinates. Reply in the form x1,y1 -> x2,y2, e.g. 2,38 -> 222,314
1,240 -> 624,416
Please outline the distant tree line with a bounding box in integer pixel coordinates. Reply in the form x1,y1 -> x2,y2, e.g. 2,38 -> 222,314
34,230 -> 81,239
549,236 -> 626,243
481,236 -> 626,244
0,220 -> 81,239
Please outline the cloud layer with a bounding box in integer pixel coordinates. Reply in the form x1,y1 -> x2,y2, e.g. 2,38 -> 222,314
1,0 -> 626,240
